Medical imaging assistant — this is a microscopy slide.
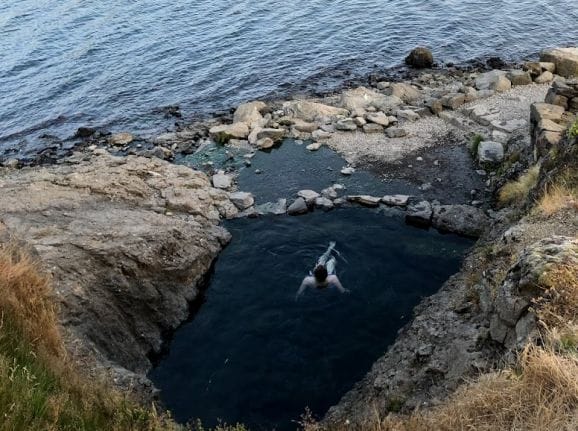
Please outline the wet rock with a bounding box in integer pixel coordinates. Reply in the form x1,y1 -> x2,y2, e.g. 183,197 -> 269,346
75,127 -> 97,138
366,112 -> 389,127
110,132 -> 135,146
386,127 -> 407,138
347,195 -> 381,207
233,101 -> 267,128
297,189 -> 320,204
405,201 -> 432,227
306,142 -> 323,151
475,70 -> 512,92
335,118 -> 358,131
432,205 -> 489,237
340,166 -> 355,175
363,123 -> 384,133
477,141 -> 504,163
255,198 -> 287,216
405,47 -> 434,69
540,47 -> 578,77
315,197 -> 334,211
382,194 -> 410,207
209,123 -> 250,143
321,187 -> 338,199
212,172 -> 233,189
506,70 -> 532,86
288,197 -> 309,215
284,100 -> 349,122
229,191 -> 255,210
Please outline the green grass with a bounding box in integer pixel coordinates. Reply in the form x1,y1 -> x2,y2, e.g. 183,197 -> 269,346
469,134 -> 484,157
568,118 -> 578,140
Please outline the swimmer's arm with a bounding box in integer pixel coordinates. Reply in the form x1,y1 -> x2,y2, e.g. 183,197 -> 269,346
329,275 -> 349,293
296,277 -> 314,299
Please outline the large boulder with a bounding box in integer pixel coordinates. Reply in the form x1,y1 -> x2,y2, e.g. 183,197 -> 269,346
432,205 -> 489,237
405,47 -> 434,69
233,101 -> 267,129
540,47 -> 578,78
283,100 -> 349,122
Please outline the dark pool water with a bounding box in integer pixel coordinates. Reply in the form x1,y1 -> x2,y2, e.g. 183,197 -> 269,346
149,209 -> 472,430
1,1 -> 578,156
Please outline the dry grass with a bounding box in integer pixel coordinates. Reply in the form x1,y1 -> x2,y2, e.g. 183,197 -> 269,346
0,242 -> 182,431
533,263 -> 578,329
498,164 -> 541,206
537,183 -> 578,216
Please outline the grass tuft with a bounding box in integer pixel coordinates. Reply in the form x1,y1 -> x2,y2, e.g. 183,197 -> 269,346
537,182 -> 578,216
498,164 -> 541,206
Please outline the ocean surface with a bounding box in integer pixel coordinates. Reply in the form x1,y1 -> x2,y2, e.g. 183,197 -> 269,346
150,209 -> 472,430
1,0 -> 577,156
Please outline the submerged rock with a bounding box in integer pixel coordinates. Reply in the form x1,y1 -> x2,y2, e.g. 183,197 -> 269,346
340,166 -> 356,175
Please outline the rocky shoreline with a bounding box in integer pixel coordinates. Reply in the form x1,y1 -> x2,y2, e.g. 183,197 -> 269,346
1,46 -> 577,423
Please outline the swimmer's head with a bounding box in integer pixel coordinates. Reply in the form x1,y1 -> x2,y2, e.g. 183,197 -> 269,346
313,265 -> 328,283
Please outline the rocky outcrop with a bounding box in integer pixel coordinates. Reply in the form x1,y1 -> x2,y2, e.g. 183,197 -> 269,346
540,47 -> 578,78
0,152 -> 233,381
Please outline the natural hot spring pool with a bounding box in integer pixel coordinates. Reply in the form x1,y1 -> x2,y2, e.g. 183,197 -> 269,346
149,208 -> 472,430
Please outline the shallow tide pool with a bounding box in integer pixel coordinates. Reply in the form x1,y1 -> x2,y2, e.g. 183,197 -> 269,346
149,209 -> 472,430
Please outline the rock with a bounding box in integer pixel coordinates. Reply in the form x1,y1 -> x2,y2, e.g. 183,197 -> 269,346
0,152 -> 233,378
490,119 -> 527,134
432,205 -> 489,237
535,130 -> 563,157
255,199 -> 287,216
229,192 -> 255,210
306,142 -> 323,151
354,117 -> 367,127
209,123 -> 249,143
146,146 -> 173,160
534,71 -> 554,84
405,47 -> 434,69
2,158 -> 20,169
335,118 -> 358,131
288,197 -> 309,215
283,100 -> 349,122
428,99 -> 443,115
405,201 -> 432,227
540,47 -> 578,78
386,127 -> 407,138
388,83 -> 421,104
530,103 -> 565,124
441,93 -> 466,110
397,109 -> 420,121
291,118 -> 318,133
256,137 -> 275,150
340,166 -> 355,175
539,62 -> 556,73
475,70 -> 512,92
366,112 -> 390,126
321,187 -> 338,199
363,123 -> 384,133
507,70 -> 532,86
538,119 -> 566,133
75,127 -> 97,138
491,130 -> 510,144
109,132 -> 134,146
297,189 -> 320,204
312,129 -> 332,140
376,81 -> 391,90
233,101 -> 267,128
314,197 -> 334,211
248,127 -> 285,145
212,172 -> 233,189
382,195 -> 410,207
339,86 -> 402,112
477,141 -> 504,163
347,195 -> 381,207
462,86 -> 478,102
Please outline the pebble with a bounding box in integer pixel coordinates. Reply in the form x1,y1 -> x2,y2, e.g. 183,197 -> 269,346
255,169 -> 262,174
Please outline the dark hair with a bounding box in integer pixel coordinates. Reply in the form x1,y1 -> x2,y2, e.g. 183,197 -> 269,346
313,265 -> 328,283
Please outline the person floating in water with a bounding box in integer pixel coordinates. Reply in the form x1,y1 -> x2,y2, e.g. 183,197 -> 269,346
296,241 -> 348,298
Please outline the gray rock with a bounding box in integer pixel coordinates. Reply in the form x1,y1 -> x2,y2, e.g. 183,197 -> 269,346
312,129 -> 332,140
255,198 -> 287,215
3,158 -> 19,169
506,70 -> 532,86
297,189 -> 320,204
229,191 -> 255,210
382,194 -> 410,207
540,47 -> 578,78
283,100 -> 349,122
288,197 -> 309,215
432,205 -> 489,237
477,141 -> 504,163
209,123 -> 249,142
405,200 -> 432,227
490,118 -> 527,134
397,109 -> 420,121
212,172 -> 233,189
441,93 -> 466,110
347,195 -> 381,207
340,166 -> 355,175
314,197 -> 334,211
475,70 -> 512,92
366,112 -> 390,126
321,187 -> 338,199
386,127 -> 407,138
362,123 -> 384,133
335,118 -> 358,131
388,83 -> 421,104
306,142 -> 323,151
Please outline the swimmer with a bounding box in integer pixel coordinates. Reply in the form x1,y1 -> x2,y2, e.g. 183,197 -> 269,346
296,242 -> 348,298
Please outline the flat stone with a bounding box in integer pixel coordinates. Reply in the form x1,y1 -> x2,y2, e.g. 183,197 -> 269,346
110,132 -> 134,146
405,201 -> 433,227
382,194 -> 410,207
306,142 -> 323,151
283,100 -> 349,122
212,172 -> 233,189
229,191 -> 255,210
363,123 -> 384,133
490,119 -> 527,134
292,119 -> 318,133
530,103 -> 565,124
366,112 -> 390,126
347,195 -> 381,207
312,129 -> 332,140
386,127 -> 407,138
287,197 -> 309,215
538,119 -> 566,133
297,189 -> 320,203
314,197 -> 334,211
477,141 -> 504,163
